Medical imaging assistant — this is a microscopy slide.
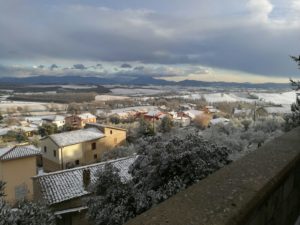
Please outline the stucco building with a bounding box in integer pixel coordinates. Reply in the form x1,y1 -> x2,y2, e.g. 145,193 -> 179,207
41,124 -> 127,172
33,156 -> 136,225
0,145 -> 40,205
65,113 -> 97,129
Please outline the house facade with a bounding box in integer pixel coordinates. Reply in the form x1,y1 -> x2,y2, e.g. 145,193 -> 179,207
42,115 -> 66,129
41,124 -> 127,172
0,145 -> 40,205
65,113 -> 97,129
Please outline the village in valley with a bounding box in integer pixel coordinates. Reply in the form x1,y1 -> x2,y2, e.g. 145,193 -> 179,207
0,83 -> 298,224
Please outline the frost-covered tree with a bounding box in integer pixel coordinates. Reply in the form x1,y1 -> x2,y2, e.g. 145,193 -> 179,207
15,200 -> 56,225
38,123 -> 58,137
0,182 -> 56,225
130,134 -> 231,212
137,117 -> 154,136
86,164 -> 136,225
101,145 -> 136,162
0,200 -> 15,225
159,115 -> 173,133
87,134 -> 231,225
284,56 -> 300,130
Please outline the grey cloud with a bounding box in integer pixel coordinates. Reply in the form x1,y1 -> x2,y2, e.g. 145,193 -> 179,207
73,64 -> 87,70
120,63 -> 132,68
134,66 -> 145,71
0,1 -> 299,78
50,64 -> 59,70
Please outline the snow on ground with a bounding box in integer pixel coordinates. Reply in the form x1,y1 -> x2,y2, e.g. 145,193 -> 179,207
264,105 -> 292,114
95,95 -> 130,101
251,91 -> 296,105
0,101 -> 66,113
203,93 -> 239,103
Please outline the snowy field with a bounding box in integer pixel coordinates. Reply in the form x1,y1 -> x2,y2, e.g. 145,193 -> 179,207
0,101 -> 66,113
173,91 -> 297,106
250,91 -> 296,105
95,95 -> 130,101
264,105 -> 292,114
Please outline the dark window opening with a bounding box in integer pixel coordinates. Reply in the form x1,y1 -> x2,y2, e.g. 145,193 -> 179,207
94,154 -> 97,159
110,130 -> 113,135
44,146 -> 47,153
91,142 -> 96,150
53,150 -> 56,157
75,160 -> 80,165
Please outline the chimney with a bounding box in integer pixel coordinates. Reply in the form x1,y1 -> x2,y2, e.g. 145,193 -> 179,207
82,169 -> 91,190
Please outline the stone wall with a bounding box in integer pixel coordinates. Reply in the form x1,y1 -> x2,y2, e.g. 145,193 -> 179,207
126,127 -> 300,225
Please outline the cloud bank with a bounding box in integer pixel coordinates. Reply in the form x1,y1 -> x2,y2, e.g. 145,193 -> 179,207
0,0 -> 299,81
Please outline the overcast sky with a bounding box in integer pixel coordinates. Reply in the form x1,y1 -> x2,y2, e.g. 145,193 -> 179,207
0,0 -> 300,83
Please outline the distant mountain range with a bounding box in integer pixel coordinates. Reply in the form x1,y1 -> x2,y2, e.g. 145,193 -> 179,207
0,75 -> 290,89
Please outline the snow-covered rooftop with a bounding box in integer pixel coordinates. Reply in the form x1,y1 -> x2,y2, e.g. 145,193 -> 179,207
48,128 -> 104,147
183,110 -> 204,119
42,115 -> 65,122
145,109 -> 162,117
0,145 -> 40,161
33,156 -> 136,205
78,113 -> 96,120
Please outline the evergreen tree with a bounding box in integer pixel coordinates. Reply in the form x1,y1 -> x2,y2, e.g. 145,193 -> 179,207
159,116 -> 173,133
86,164 -> 136,225
284,55 -> 300,130
0,181 -> 56,225
87,134 -> 231,225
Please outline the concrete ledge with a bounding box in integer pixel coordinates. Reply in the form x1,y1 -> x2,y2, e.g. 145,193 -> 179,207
126,127 -> 300,225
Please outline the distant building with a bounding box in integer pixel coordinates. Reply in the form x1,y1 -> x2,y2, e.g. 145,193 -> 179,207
204,106 -> 219,114
33,156 -> 136,225
41,124 -> 126,172
65,113 -> 97,129
0,145 -> 40,204
183,110 -> 204,120
143,110 -> 164,121
42,115 -> 65,129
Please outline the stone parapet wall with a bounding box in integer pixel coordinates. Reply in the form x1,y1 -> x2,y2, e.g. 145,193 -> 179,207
126,127 -> 300,225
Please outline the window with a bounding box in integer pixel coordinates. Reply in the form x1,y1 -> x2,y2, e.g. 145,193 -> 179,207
53,150 -> 56,157
110,130 -> 113,135
44,146 -> 47,153
75,160 -> 80,165
91,142 -> 96,150
94,154 -> 97,160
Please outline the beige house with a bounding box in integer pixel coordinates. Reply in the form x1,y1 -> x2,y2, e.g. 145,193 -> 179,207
41,124 -> 126,172
0,145 -> 40,205
65,113 -> 97,129
33,156 -> 136,225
